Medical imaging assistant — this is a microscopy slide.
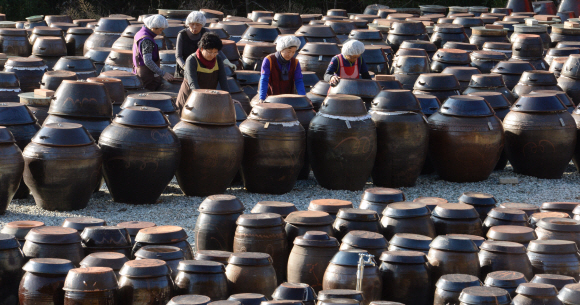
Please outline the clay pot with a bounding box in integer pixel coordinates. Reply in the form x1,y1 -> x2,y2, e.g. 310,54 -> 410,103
431,203 -> 484,236
512,71 -> 561,99
251,201 -> 297,218
470,27 -> 510,49
413,73 -> 462,103
431,24 -> 469,48
87,77 -> 125,114
491,60 -> 536,91
22,226 -> 83,266
62,217 -> 106,232
28,26 -> 63,46
414,197 -> 447,212
4,57 -> 47,93
80,252 -> 128,279
19,258 -> 74,305
470,51 -> 509,74
531,274 -> 577,291
194,195 -> 243,252
381,202 -> 436,240
63,267 -> 118,304
478,240 -> 534,280
0,29 -> 31,56
527,240 -> 580,281
388,233 -> 432,254
80,226 -> 132,257
0,234 -> 24,303
118,259 -> 174,304
393,55 -> 430,90
359,188 -> 405,215
431,48 -> 472,73
541,202 -> 579,218
434,274 -> 482,305
116,221 -> 156,246
296,42 -> 339,79
195,250 -> 232,266
458,192 -> 498,222
65,27 -> 93,56
169,295 -> 212,305
428,235 -> 481,286
513,283 -> 561,305
482,41 -> 513,58
442,67 -> 482,91
241,42 -> 276,71
486,225 -> 537,247
1,221 -> 44,249
339,230 -> 387,258
536,218 -> 580,248
53,56 -> 97,80
332,209 -> 380,241
272,283 -> 316,305
308,95 -> 376,190
379,251 -> 431,305
39,71 -> 78,93
22,123 -> 102,211
484,271 -> 527,298
483,208 -> 529,235
0,127 -> 23,214
226,252 -> 277,296
285,211 -> 335,249
322,249 -> 383,305
227,294 -> 266,305
84,47 -> 111,73
458,286 -> 512,305
83,18 -> 130,54
133,225 -> 193,260
174,260 -> 228,300
530,212 -> 571,228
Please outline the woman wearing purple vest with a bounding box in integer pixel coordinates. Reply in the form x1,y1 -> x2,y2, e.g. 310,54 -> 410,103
132,14 -> 174,91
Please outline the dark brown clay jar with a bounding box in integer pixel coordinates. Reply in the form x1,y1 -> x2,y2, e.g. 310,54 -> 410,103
251,201 -> 297,218
308,95 -> 377,191
0,29 -> 32,56
559,283 -> 580,305
513,283 -> 561,305
22,123 -> 102,211
174,260 -> 228,300
512,71 -> 561,99
308,199 -> 353,219
462,73 -> 516,104
80,252 -> 128,279
470,27 -> 510,49
83,18 -> 130,54
63,267 -> 118,305
442,67 -> 482,91
40,70 -> 78,91
65,27 -> 93,56
195,195 -> 244,252
388,233 -> 432,254
499,203 -> 540,217
1,220 -> 44,249
19,258 -> 74,305
195,250 -> 232,266
503,93 -> 576,179
427,95 -> 504,182
430,49 -> 472,73
369,89 -> 428,187
360,188 -> 405,215
135,245 -> 184,280
458,286 -> 512,305
288,231 -> 339,293
296,43 -> 340,79
272,282 -> 316,305
80,226 -> 132,257
478,240 -> 534,280
491,60 -> 536,91
430,24 -> 469,48
427,235 -> 481,281
23,227 -> 83,266
484,271 -> 528,298
118,259 -> 174,304
531,274 -> 577,291
226,252 -> 277,296
0,127 -> 23,214
322,249 -> 383,305
414,197 -> 448,213
530,212 -> 571,229
133,225 -> 193,260
332,209 -> 380,241
0,234 -> 24,304
469,51 -> 508,74
540,202 -> 579,218
527,240 -> 580,281
4,57 -> 47,93
380,202 -> 436,239
116,221 -> 156,246
339,231 -> 388,258
434,274 -> 482,305
486,225 -> 537,247
379,251 -> 431,305
431,204 -> 484,236
482,208 -> 530,235
458,192 -> 498,222
234,213 -> 288,283
285,211 -> 335,251
240,103 -> 305,194
52,56 -> 97,80
535,218 -> 580,248
327,79 -> 381,110
62,217 -> 106,232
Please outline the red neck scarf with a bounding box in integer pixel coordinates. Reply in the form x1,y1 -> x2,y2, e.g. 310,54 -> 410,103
196,49 -> 217,69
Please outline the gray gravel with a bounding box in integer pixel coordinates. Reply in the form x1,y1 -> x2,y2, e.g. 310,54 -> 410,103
2,163 -> 580,247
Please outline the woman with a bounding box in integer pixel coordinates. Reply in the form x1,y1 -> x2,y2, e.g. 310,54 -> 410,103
257,35 -> 306,103
176,32 -> 230,111
132,14 -> 174,91
175,11 -> 236,78
324,40 -> 371,86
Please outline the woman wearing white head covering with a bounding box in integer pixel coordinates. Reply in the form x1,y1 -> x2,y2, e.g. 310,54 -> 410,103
257,35 -> 305,102
132,14 -> 174,90
324,39 -> 371,86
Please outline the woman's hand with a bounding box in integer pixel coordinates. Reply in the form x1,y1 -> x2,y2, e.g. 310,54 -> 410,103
330,75 -> 340,86
163,72 -> 175,81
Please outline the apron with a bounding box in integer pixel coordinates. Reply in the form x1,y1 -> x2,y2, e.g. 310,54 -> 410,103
338,54 -> 360,79
266,54 -> 297,97
176,55 -> 220,112
136,58 -> 163,91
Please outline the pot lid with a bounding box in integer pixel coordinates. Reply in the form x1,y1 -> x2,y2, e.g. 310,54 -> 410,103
308,199 -> 354,215
317,290 -> 363,302
559,283 -> 580,304
436,274 -> 482,292
32,123 -> 94,146
0,126 -> 15,144
115,106 -> 169,127
471,26 -> 507,36
511,93 -> 567,113
217,77 -> 243,93
442,42 -> 479,51
234,101 -> 247,123
319,95 -> 368,116
251,201 -> 297,217
25,226 -> 81,244
429,235 -> 479,252
247,103 -> 298,122
439,95 -> 495,117
342,230 -> 387,249
527,240 -> 578,254
32,26 -> 62,35
541,201 -> 580,212
531,91 -> 574,108
480,240 -> 526,254
24,258 -> 75,274
199,194 -> 244,215
516,283 -> 558,297
396,48 -> 429,58
62,217 -> 106,231
389,20 -> 426,35
48,80 -> 112,118
432,203 -> 480,219
486,208 -> 528,222
348,29 -> 383,40
537,217 -> 580,232
414,197 -> 447,207
311,81 -> 331,96
265,94 -> 314,110
236,70 -> 261,84
0,28 -> 27,36
434,23 -> 465,33
119,259 -> 170,278
330,249 -> 371,266
458,286 -> 511,305
379,250 -> 426,264
362,188 -> 405,204
299,42 -> 341,56
296,25 -> 336,37
441,67 -> 481,82
388,233 -> 432,251
482,42 -> 512,51
272,282 -> 316,302
433,48 -> 470,63
0,233 -> 19,249
547,47 -> 580,58
484,271 -> 527,288
336,208 -> 378,221
80,252 -> 128,270
328,78 -> 381,98
453,17 -> 485,27
399,40 -> 437,52
242,42 -> 276,58
1,220 -> 45,240
228,252 -> 272,266
531,212 -> 570,224
181,89 -> 236,125
135,245 -> 184,261
286,210 -> 334,225
134,225 -> 188,244
470,50 -> 508,61
80,226 -> 131,248
518,70 -> 558,86
458,191 -> 497,206
169,295 -> 212,305
261,302 -> 301,305
499,203 -> 539,215
63,267 -> 118,291
302,71 -> 320,86
486,225 -> 536,242
242,25 -> 279,41
414,73 -> 460,91
446,234 -> 485,248
383,202 -> 430,218
236,213 -> 284,227
467,92 -> 511,109
531,274 -> 577,290
0,102 -> 37,125
94,17 -> 130,33
491,60 -> 535,75
68,27 -> 93,34
116,221 -> 156,236
123,93 -> 176,113
5,57 -> 46,68
194,250 -> 232,264
293,231 -> 339,247
98,70 -> 143,89
177,259 -> 225,273
371,89 -> 422,112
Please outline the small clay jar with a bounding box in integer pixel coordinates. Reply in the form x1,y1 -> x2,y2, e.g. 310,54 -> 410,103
531,274 -> 577,291
388,233 -> 433,254
512,283 -> 561,305
359,188 -> 405,215
484,271 -> 528,298
308,199 -> 354,219
427,235 -> 481,281
431,204 -> 484,236
332,208 -> 380,241
434,274 -> 482,305
339,230 -> 388,258
380,202 -> 436,239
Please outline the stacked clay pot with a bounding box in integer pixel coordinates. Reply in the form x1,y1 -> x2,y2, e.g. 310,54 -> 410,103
174,90 -> 243,196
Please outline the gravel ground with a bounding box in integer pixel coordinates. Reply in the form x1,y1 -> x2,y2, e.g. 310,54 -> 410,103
2,163 -> 580,247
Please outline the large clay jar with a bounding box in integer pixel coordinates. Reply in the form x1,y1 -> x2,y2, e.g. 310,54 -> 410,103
0,127 -> 23,214
65,27 -> 93,56
297,43 -> 341,79
22,123 -> 102,211
118,259 -> 174,304
133,225 -> 193,260
195,250 -> 232,266
513,283 -> 561,305
428,95 -> 504,182
22,226 -> 84,266
503,93 -> 576,179
559,283 -> 580,305
0,72 -> 21,103
322,249 -> 383,305
233,213 -> 288,283
339,231 -> 388,259
308,95 -> 376,191
541,202 -> 579,218
535,218 -> 580,248
434,274 -> 482,305
486,225 -> 536,247
427,235 -> 481,282
98,106 -> 180,204
430,24 -> 469,48
484,271 -> 528,298
463,74 -> 516,104
19,258 -> 74,305
527,240 -> 580,281
458,192 -> 498,222
308,199 -> 353,219
62,217 -> 106,233
86,77 -> 125,115
431,204 -> 484,236
195,195 -> 244,252
379,251 -> 431,305
225,252 -> 277,297
0,234 -> 24,304
381,202 -> 436,240
0,29 -> 32,56
174,260 -> 228,300
63,267 -> 118,305
251,201 -> 297,218
478,240 -> 534,280
369,89 -> 428,187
